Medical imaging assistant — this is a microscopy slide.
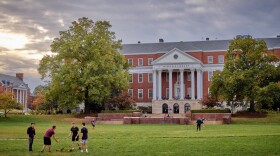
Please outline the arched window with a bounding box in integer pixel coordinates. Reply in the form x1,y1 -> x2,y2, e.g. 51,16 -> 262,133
173,103 -> 179,114
162,103 -> 168,114
184,103 -> 191,113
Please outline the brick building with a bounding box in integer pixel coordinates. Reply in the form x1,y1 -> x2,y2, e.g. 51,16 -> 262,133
0,73 -> 31,110
120,37 -> 280,114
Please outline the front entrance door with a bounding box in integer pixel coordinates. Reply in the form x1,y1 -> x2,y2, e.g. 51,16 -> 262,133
162,103 -> 168,114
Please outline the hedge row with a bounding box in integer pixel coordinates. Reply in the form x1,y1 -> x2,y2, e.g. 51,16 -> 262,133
191,109 -> 231,113
100,110 -> 140,113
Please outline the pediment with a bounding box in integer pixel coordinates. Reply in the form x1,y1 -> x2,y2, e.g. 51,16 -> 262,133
19,83 -> 27,89
152,48 -> 202,65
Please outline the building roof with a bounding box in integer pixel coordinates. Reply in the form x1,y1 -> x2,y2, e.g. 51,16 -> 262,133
120,38 -> 280,54
0,73 -> 29,89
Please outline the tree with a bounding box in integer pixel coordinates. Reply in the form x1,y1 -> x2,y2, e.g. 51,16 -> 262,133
210,36 -> 280,111
33,85 -> 48,95
201,96 -> 219,108
256,82 -> 280,110
0,93 -> 17,117
106,92 -> 136,110
31,93 -> 44,110
38,17 -> 129,113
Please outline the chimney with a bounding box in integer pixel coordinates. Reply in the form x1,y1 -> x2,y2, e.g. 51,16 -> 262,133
206,37 -> 209,41
159,38 -> 164,43
16,73 -> 24,81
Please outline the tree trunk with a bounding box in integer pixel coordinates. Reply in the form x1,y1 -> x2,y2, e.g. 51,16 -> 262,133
249,99 -> 255,112
84,88 -> 90,114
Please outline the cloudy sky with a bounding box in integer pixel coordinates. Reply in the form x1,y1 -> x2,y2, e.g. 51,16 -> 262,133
0,0 -> 280,92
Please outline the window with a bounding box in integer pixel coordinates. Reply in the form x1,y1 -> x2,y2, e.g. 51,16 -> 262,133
138,73 -> 143,83
148,58 -> 153,65
218,55 -> 224,63
148,73 -> 153,83
138,89 -> 143,99
207,56 -> 213,63
166,72 -> 169,82
166,88 -> 169,98
128,58 -> 133,66
187,72 -> 191,81
129,74 -> 133,83
138,58 -> 143,66
128,89 -> 133,97
148,89 -> 153,98
177,72 -> 180,82
208,71 -> 213,81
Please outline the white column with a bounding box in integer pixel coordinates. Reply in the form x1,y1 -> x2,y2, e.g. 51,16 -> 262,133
168,69 -> 173,100
17,89 -> 19,103
158,70 -> 162,100
180,69 -> 184,100
25,89 -> 28,110
197,69 -> 202,99
191,69 -> 195,100
152,70 -> 157,100
20,89 -> 22,104
11,89 -> 13,99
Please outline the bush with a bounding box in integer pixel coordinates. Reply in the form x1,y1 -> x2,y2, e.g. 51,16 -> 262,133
191,109 -> 231,113
138,106 -> 152,114
201,96 -> 219,108
100,110 -> 140,113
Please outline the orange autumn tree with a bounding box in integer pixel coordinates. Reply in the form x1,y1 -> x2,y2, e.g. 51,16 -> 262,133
106,92 -> 136,110
31,93 -> 44,110
0,93 -> 17,117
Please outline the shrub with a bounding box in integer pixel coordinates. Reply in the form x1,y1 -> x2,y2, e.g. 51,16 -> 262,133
191,109 -> 231,113
100,110 -> 140,113
201,96 -> 219,108
138,106 -> 152,114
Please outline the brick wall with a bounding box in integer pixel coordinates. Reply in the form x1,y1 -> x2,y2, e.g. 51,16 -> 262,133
125,48 -> 280,103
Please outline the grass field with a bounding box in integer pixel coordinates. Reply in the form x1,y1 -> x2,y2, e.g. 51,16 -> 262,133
0,113 -> 280,156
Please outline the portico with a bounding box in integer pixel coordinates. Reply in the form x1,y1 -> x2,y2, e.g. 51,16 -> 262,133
151,48 -> 204,114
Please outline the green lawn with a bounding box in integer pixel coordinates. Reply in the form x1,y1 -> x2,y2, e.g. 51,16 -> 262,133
0,114 -> 279,156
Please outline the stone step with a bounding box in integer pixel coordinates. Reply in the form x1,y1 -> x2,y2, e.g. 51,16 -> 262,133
96,120 -> 123,124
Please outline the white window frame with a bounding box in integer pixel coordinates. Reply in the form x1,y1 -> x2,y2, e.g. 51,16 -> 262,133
128,89 -> 133,97
166,88 -> 169,98
177,72 -> 180,82
128,58 -> 133,66
138,89 -> 143,99
138,58 -> 143,66
208,71 -> 213,81
148,73 -> 153,83
208,56 -> 213,64
148,89 -> 153,98
148,58 -> 153,65
129,74 -> 133,83
187,72 -> 191,81
138,73 -> 143,83
218,55 -> 224,63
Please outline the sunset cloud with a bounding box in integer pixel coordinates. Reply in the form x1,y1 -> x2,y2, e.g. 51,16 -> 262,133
0,0 -> 279,91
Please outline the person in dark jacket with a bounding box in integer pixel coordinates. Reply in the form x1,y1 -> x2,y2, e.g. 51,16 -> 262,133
196,118 -> 203,131
27,123 -> 36,151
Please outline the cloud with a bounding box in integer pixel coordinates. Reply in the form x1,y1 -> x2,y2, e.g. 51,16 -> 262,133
0,0 -> 280,91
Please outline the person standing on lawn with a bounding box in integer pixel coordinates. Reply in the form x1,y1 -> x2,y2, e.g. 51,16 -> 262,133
27,123 -> 36,151
80,123 -> 88,153
68,122 -> 81,151
196,118 -> 203,131
91,119 -> 95,129
41,125 -> 59,152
